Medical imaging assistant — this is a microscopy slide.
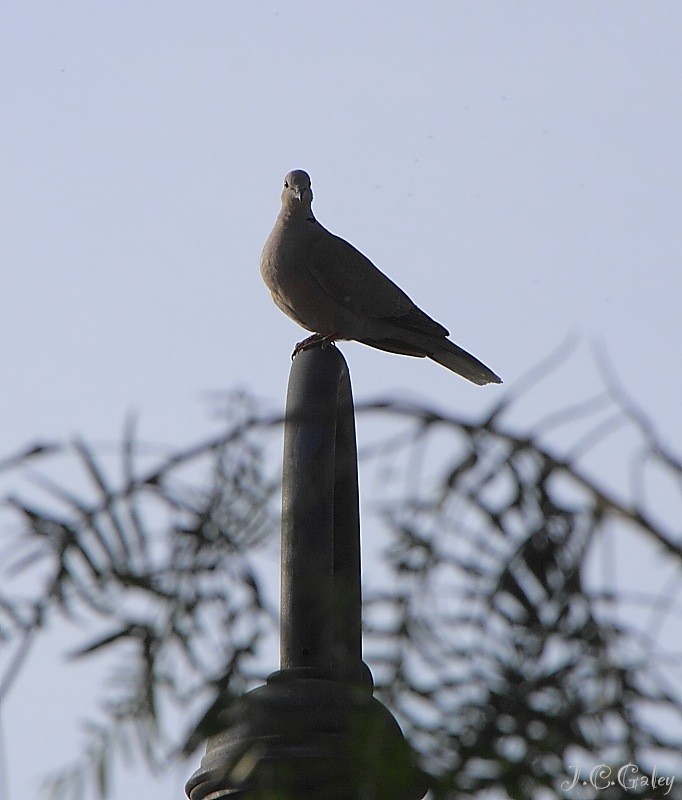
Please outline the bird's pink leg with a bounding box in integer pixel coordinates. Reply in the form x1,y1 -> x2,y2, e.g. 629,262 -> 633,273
292,333 -> 339,359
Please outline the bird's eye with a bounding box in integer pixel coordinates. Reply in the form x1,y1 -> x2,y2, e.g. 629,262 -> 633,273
284,180 -> 289,188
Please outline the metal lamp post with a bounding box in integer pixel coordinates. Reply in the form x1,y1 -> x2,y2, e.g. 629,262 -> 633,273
185,346 -> 428,800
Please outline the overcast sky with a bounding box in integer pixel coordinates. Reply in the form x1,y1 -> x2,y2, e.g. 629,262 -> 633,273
2,3 -> 681,798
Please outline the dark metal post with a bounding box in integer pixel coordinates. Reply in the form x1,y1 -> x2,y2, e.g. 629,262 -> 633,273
279,346 -> 363,682
185,346 -> 427,800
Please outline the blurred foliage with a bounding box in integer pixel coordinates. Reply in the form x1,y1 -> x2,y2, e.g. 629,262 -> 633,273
1,373 -> 682,799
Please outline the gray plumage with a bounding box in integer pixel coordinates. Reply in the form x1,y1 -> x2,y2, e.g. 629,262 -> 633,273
260,169 -> 501,386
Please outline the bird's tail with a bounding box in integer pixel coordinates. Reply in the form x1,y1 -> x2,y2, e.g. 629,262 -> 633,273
428,339 -> 501,385
359,334 -> 501,385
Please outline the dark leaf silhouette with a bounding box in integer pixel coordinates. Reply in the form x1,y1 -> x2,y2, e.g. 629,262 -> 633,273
1,378 -> 681,799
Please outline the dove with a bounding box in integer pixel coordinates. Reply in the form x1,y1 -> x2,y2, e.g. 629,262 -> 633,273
260,170 -> 501,385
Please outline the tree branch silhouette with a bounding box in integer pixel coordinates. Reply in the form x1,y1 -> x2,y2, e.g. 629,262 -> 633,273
1,378 -> 681,799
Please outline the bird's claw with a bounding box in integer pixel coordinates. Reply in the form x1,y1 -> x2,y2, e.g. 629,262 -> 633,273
291,333 -> 339,360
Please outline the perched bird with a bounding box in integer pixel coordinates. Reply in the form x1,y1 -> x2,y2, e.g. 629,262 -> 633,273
260,170 -> 501,385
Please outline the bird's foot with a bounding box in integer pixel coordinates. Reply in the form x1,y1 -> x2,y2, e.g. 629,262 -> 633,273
291,333 -> 339,360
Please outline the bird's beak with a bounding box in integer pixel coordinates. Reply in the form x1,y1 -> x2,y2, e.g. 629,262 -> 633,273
294,188 -> 304,202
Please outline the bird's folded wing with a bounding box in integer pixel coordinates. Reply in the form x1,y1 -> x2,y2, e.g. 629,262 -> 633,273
305,230 -> 450,338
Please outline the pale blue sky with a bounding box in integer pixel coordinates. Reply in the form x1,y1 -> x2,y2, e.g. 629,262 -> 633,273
2,3 -> 681,798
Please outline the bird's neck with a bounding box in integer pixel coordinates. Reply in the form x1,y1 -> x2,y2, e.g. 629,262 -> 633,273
279,203 -> 316,224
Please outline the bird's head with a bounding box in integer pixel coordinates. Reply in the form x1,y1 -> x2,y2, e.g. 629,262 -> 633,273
281,169 -> 313,208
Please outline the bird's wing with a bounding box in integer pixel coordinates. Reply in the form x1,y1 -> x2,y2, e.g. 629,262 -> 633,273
304,227 -> 449,338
